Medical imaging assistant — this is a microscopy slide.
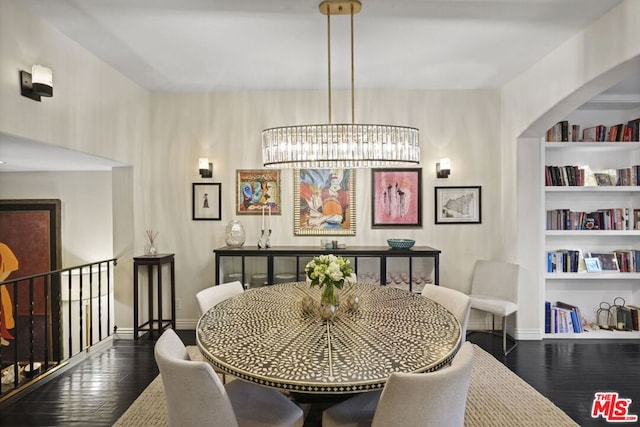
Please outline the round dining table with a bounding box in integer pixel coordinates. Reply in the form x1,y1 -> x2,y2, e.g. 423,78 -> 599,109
196,281 -> 461,394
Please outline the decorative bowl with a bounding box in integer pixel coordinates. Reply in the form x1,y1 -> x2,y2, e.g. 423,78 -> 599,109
387,239 -> 415,249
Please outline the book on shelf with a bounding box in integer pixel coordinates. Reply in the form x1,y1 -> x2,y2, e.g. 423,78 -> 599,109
626,304 -> 640,331
546,249 -> 585,273
545,301 -> 584,334
634,209 -> 640,230
545,165 -> 640,187
546,121 -> 569,142
612,249 -> 640,272
628,118 -> 640,141
545,301 -> 551,333
582,125 -> 606,142
545,119 -> 640,143
546,208 -> 629,231
556,301 -> 584,333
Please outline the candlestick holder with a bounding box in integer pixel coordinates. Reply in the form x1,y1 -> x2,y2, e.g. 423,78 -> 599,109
265,229 -> 272,248
258,229 -> 267,249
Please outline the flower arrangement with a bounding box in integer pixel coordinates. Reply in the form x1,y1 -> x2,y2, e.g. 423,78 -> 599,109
305,254 -> 354,306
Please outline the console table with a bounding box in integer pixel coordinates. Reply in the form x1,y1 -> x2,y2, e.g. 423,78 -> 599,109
133,253 -> 175,340
213,246 -> 440,293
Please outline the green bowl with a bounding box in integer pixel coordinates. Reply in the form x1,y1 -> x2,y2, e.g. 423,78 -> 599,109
387,239 -> 415,249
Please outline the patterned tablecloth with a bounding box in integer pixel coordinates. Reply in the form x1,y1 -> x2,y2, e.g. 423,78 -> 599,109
196,282 -> 461,394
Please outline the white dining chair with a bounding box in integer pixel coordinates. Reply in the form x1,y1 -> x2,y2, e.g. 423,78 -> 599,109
195,280 -> 244,316
322,342 -> 474,427
194,280 -> 245,383
155,329 -> 305,427
467,259 -> 520,355
421,284 -> 471,341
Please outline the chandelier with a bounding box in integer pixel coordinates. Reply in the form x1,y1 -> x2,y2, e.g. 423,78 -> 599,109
261,0 -> 420,169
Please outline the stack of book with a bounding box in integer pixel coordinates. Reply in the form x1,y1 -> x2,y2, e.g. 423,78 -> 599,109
546,118 -> 640,142
545,301 -> 584,333
546,208 -> 630,230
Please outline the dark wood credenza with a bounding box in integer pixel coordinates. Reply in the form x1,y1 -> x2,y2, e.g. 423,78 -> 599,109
213,246 -> 440,293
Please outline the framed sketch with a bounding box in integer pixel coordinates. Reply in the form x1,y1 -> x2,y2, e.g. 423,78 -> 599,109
435,186 -> 482,224
371,168 -> 422,227
587,252 -> 619,272
236,169 -> 281,215
192,183 -> 222,221
584,257 -> 602,273
294,168 -> 356,236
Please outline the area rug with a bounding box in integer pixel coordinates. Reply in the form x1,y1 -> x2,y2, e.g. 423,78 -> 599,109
114,344 -> 578,426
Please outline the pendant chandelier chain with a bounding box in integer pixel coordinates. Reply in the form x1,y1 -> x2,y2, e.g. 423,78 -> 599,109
326,5 -> 332,124
326,2 -> 357,125
350,2 -> 355,124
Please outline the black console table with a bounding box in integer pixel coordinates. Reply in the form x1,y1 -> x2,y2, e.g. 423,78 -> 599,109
133,253 -> 175,340
213,246 -> 440,293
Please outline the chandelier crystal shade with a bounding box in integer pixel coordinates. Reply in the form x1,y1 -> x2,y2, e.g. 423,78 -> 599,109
262,124 -> 419,169
262,0 -> 420,169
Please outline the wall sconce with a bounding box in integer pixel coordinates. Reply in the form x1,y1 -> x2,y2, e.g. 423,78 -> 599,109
20,65 -> 53,102
436,158 -> 451,178
199,158 -> 213,178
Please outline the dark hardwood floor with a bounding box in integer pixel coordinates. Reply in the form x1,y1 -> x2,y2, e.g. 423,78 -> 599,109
1,332 -> 639,426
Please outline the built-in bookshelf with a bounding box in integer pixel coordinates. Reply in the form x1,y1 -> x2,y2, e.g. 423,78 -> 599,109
543,117 -> 640,339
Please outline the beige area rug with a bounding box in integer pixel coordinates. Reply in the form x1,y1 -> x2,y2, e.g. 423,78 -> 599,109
114,344 -> 578,427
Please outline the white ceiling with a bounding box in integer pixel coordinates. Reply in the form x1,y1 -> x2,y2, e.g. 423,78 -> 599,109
16,0 -> 623,91
2,0 -> 636,172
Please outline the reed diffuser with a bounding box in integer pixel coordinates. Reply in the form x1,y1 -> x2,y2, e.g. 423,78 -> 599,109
146,229 -> 158,255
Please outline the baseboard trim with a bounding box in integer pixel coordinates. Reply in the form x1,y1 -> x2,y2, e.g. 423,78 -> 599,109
114,320 -> 198,340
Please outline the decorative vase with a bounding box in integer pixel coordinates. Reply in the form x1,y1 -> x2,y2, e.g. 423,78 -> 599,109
319,302 -> 337,321
225,220 -> 246,247
321,283 -> 339,307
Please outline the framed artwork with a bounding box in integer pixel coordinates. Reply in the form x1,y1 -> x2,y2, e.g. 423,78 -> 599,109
0,199 -> 62,360
294,169 -> 356,236
587,253 -> 619,272
236,169 -> 281,215
371,168 -> 422,228
435,186 -> 482,224
192,183 -> 222,221
584,257 -> 602,273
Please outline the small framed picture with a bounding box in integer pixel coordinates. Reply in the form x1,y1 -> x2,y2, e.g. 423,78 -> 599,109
236,169 -> 281,215
588,252 -> 619,272
584,257 -> 602,273
594,173 -> 613,186
193,183 -> 222,221
434,186 -> 481,224
371,168 -> 422,228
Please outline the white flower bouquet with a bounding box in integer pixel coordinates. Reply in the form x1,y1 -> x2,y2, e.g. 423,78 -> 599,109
305,254 -> 354,306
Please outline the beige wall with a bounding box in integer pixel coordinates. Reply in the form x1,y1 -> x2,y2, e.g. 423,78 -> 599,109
0,171 -> 113,265
0,0 -> 149,330
150,89 -> 501,322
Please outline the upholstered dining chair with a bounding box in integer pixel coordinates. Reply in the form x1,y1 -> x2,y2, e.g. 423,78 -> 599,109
322,341 -> 474,427
421,284 -> 471,341
195,280 -> 244,316
194,280 -> 245,383
155,329 -> 305,427
467,259 -> 520,355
